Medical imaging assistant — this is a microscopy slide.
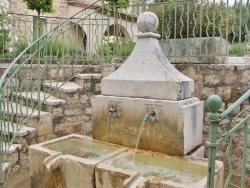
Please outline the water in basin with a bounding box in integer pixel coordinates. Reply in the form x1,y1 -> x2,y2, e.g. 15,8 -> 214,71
111,152 -> 207,183
44,137 -> 121,159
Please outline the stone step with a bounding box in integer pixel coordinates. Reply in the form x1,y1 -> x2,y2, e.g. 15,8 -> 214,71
1,101 -> 49,118
43,82 -> 82,105
0,120 -> 38,147
14,91 -> 66,106
3,162 -> 11,179
1,102 -> 52,139
0,120 -> 37,137
43,81 -> 82,93
13,91 -> 66,112
75,74 -> 102,94
1,143 -> 22,155
1,143 -> 22,165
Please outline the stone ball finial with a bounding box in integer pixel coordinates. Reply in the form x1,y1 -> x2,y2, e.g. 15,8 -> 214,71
206,95 -> 222,112
137,12 -> 159,33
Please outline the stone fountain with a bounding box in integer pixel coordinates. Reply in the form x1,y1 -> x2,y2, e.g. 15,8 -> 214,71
92,12 -> 203,156
29,12 -> 224,188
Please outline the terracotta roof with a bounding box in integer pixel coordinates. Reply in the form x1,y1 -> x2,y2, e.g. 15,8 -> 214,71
66,0 -> 137,22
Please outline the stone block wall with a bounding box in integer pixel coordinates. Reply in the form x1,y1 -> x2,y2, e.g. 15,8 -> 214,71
174,63 -> 250,105
174,63 -> 250,187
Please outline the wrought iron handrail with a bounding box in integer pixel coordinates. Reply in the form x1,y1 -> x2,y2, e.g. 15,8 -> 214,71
2,0 -> 250,59
0,0 -> 141,185
0,0 -> 100,90
206,89 -> 250,188
0,0 -> 107,185
220,89 -> 250,119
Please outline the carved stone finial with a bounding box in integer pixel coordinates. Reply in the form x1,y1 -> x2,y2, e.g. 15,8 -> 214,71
137,11 -> 159,33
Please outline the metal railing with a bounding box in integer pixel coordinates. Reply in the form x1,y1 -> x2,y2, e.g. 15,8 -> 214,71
1,3 -> 138,60
206,91 -> 250,187
1,0 -> 250,59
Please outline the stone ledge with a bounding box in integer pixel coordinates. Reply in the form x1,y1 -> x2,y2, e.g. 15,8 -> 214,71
3,144 -> 22,154
15,91 -> 66,106
2,102 -> 49,118
43,82 -> 81,93
160,37 -> 229,64
1,121 -> 37,137
76,74 -> 102,80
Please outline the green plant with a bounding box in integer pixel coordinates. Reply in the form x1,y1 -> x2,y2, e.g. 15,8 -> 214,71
227,2 -> 250,43
15,41 -> 29,54
23,0 -> 54,16
98,36 -> 134,60
229,43 -> 246,56
23,0 -> 54,40
103,0 -> 129,47
15,40 -> 81,58
104,0 -> 129,9
149,1 -> 234,39
0,0 -> 11,54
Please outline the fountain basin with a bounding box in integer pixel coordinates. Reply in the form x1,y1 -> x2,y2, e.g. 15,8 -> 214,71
29,134 -> 128,188
93,96 -> 203,156
29,134 -> 223,188
96,149 -> 224,188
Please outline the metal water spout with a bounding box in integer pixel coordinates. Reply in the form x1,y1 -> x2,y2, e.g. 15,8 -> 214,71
143,110 -> 156,121
109,106 -> 117,115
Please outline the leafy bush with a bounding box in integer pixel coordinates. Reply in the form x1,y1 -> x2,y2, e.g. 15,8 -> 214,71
149,1 -> 234,39
104,0 -> 129,8
98,36 -> 134,59
23,0 -> 54,16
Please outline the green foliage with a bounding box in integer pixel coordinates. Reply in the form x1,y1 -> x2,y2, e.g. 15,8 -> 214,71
15,41 -> 28,54
23,0 -> 54,16
15,40 -> 80,58
0,0 -> 11,54
44,40 -> 80,58
104,0 -> 129,8
228,2 -> 250,43
98,36 -> 134,60
229,43 -> 246,56
149,1 -> 234,39
0,22 -> 10,54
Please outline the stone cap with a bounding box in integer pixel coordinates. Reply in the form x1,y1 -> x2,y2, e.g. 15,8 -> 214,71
101,34 -> 194,101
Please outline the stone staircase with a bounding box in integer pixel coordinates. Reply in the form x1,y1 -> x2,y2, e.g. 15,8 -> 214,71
2,73 -> 102,184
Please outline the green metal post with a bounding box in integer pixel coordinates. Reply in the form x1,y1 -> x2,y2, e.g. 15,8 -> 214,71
206,95 -> 222,188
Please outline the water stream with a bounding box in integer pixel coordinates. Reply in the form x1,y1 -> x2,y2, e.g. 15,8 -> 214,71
106,113 -> 112,139
132,121 -> 145,161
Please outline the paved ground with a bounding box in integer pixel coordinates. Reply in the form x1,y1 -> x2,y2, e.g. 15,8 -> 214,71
5,169 -> 30,188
